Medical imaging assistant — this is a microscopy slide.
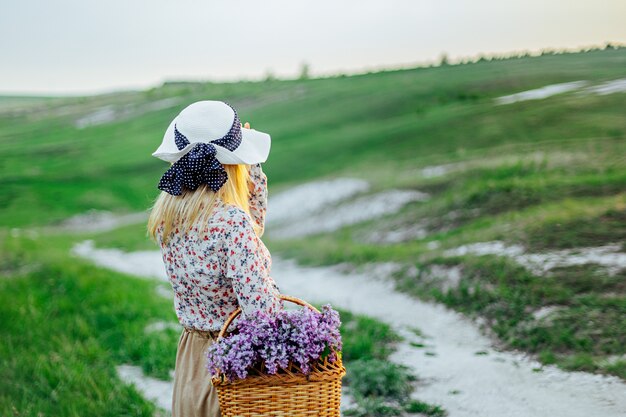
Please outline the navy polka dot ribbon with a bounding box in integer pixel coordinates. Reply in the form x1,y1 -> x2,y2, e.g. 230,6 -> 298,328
157,103 -> 242,196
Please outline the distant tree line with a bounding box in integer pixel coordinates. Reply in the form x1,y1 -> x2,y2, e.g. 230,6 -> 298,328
442,41 -> 625,66
279,42 -> 625,81
162,41 -> 625,86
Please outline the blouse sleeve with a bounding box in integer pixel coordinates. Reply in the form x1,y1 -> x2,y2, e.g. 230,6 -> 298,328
223,209 -> 282,318
247,163 -> 268,238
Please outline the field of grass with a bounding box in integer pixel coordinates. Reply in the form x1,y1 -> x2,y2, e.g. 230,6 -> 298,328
1,47 -> 625,413
0,233 -> 173,416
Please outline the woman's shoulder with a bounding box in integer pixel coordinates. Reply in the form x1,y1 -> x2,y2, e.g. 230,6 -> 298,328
223,203 -> 256,228
207,200 -> 256,232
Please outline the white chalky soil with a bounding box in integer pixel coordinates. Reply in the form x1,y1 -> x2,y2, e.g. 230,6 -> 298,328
266,177 -> 428,239
444,241 -> 626,276
494,78 -> 626,105
116,364 -> 174,412
494,81 -> 588,104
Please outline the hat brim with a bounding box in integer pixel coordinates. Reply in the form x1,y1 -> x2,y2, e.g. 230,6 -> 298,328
152,117 -> 271,165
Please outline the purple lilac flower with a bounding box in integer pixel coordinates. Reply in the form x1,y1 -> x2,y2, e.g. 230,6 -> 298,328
206,304 -> 342,382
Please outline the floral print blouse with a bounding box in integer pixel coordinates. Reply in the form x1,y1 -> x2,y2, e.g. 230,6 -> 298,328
156,163 -> 283,331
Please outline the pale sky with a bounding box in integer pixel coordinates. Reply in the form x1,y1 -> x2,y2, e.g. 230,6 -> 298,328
1,0 -> 625,95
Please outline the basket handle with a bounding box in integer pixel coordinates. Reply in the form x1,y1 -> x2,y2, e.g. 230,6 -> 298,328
217,294 -> 319,340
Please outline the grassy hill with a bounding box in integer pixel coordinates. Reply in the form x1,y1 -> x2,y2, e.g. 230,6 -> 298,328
1,48 -> 624,227
1,45 -> 625,401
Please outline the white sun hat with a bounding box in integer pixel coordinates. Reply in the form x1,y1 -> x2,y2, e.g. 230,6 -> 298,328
152,100 -> 271,165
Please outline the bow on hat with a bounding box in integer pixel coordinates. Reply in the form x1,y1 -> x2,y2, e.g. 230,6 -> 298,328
157,104 -> 243,196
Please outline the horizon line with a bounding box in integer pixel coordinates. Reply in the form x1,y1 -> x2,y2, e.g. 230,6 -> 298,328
2,41 -> 623,98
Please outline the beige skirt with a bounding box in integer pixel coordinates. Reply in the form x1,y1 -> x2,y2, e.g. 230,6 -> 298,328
172,327 -> 221,417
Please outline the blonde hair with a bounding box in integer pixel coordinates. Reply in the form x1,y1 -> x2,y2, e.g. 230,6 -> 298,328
147,164 -> 260,245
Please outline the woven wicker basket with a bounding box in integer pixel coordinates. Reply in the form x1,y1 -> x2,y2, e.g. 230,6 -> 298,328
211,295 -> 346,417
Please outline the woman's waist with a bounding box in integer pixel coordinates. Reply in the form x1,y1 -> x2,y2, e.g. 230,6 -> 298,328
182,326 -> 223,340
177,309 -> 237,339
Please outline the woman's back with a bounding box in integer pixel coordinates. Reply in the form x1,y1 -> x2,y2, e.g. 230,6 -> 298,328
156,187 -> 282,331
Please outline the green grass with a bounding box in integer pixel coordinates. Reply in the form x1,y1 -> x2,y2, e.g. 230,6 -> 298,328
343,359 -> 447,416
0,234 -> 176,416
337,310 -> 402,362
346,359 -> 415,400
85,221 -> 154,252
521,208 -> 626,250
403,400 -> 447,417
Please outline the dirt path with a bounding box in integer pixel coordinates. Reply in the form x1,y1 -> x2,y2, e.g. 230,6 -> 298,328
73,242 -> 626,417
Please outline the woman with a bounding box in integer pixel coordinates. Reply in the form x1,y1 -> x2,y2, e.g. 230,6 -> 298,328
147,100 -> 284,417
